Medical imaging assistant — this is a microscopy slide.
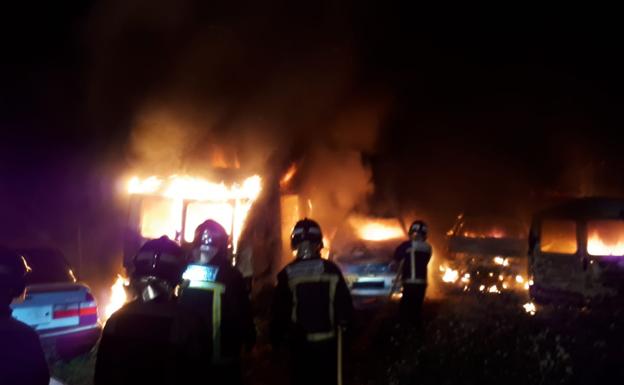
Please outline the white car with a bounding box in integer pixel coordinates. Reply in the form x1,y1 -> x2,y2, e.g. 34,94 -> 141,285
331,240 -> 401,306
10,249 -> 102,359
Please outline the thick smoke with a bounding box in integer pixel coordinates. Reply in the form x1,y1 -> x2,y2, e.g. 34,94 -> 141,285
89,0 -> 390,234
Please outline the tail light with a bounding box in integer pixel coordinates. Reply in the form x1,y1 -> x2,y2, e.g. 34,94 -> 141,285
53,292 -> 98,325
80,292 -> 98,316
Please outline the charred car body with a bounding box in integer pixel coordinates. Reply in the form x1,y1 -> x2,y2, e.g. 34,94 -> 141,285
441,213 -> 529,293
529,197 -> 624,304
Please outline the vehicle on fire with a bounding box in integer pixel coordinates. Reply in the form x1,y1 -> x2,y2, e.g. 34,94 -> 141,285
529,197 -> 624,304
9,248 -> 101,360
329,215 -> 405,306
440,213 -> 529,293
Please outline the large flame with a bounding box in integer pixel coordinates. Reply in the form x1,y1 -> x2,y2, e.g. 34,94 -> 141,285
103,275 -> 129,320
128,175 -> 262,253
349,216 -> 405,241
587,233 -> 624,256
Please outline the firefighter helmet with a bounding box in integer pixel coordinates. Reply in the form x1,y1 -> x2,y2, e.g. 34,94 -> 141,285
290,218 -> 324,250
192,219 -> 229,263
0,247 -> 30,297
409,220 -> 428,240
132,236 -> 186,285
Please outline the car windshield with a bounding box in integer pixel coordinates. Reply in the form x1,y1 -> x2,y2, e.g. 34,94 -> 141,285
19,249 -> 75,285
333,240 -> 397,264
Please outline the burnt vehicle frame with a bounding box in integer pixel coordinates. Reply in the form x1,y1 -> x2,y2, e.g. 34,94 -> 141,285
442,213 -> 529,292
529,197 -> 624,304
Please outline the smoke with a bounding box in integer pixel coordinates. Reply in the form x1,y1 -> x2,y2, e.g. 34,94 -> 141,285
88,0 -> 391,232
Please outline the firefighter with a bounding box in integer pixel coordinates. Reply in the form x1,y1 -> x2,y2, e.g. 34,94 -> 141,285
178,219 -> 256,385
0,247 -> 50,385
271,219 -> 353,385
94,236 -> 205,385
393,220 -> 432,320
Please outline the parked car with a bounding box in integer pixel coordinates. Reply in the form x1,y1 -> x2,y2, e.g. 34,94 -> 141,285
10,248 -> 101,359
332,239 -> 400,301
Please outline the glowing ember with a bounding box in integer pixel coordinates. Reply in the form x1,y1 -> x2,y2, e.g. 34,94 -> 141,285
515,275 -> 525,284
493,257 -> 510,266
104,275 -> 129,320
461,273 -> 471,283
127,175 -> 262,253
390,291 -> 403,301
479,285 -> 486,292
440,266 -> 460,283
523,302 -> 537,316
488,285 -> 500,294
462,229 -> 506,238
349,216 -> 405,241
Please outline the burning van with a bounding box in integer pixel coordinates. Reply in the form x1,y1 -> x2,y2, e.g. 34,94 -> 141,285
440,213 -> 530,294
529,197 -> 624,304
122,173 -> 262,269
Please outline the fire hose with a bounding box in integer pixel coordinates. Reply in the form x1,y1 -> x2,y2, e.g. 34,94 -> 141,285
337,325 -> 344,385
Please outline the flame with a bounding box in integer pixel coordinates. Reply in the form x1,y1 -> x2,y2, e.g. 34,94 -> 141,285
104,275 -> 129,320
350,216 -> 405,241
127,175 -> 262,253
440,265 -> 460,283
440,265 -> 529,293
587,232 -> 624,256
488,285 -> 500,294
280,163 -> 297,189
321,237 -> 331,260
523,302 -> 537,316
493,257 -> 510,266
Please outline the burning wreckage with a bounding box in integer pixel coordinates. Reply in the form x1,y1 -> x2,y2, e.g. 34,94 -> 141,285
529,197 -> 624,304
439,213 -> 531,294
104,164 -> 348,316
329,216 -> 406,305
103,161 -> 415,315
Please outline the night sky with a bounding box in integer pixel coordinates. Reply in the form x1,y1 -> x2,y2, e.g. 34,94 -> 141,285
1,2 -> 623,277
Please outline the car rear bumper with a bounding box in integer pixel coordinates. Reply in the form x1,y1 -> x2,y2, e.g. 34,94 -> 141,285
40,323 -> 102,359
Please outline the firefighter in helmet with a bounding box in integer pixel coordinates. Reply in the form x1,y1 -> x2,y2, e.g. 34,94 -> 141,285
271,219 -> 353,385
178,219 -> 256,385
393,220 -> 432,320
0,247 -> 49,385
95,236 -> 205,385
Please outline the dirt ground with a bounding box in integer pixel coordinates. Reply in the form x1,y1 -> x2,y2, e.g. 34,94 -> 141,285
51,289 -> 624,385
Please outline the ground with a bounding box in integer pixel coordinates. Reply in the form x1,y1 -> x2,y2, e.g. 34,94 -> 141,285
50,290 -> 624,385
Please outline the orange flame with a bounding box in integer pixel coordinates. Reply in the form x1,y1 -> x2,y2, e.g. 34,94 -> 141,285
104,275 -> 129,320
280,163 -> 297,189
349,216 -> 405,241
127,175 -> 262,253
587,232 -> 624,256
